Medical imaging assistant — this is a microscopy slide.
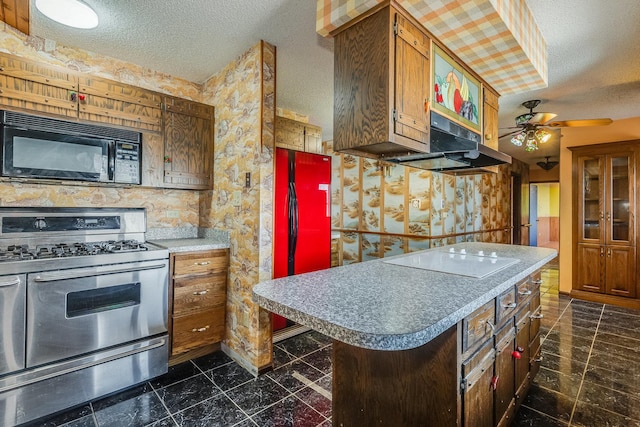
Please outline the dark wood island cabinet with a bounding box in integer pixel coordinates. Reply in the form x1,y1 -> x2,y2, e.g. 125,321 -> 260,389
253,243 -> 555,427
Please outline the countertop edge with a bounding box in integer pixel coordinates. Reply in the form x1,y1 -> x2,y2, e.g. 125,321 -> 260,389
253,249 -> 557,351
148,239 -> 230,253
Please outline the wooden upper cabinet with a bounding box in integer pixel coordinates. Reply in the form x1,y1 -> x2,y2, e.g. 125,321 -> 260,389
333,5 -> 431,158
275,115 -> 305,151
163,97 -> 214,190
0,52 -> 78,118
394,11 -> 430,145
304,123 -> 323,154
483,88 -> 499,150
275,115 -> 324,154
77,75 -> 163,133
0,53 -> 163,133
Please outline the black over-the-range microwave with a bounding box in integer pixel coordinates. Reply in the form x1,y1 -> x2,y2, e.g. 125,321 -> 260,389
0,110 -> 142,184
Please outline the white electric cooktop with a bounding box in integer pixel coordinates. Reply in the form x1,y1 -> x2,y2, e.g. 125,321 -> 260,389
383,247 -> 520,279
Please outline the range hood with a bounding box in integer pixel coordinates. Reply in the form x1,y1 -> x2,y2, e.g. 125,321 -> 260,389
383,111 -> 511,172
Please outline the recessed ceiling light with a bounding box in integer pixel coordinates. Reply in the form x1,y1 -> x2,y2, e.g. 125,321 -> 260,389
35,0 -> 99,29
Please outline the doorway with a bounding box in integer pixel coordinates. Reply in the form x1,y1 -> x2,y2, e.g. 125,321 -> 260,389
511,172 -> 530,245
530,183 -> 559,251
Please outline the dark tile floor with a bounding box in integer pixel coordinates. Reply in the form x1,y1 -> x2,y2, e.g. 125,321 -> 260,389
34,260 -> 640,426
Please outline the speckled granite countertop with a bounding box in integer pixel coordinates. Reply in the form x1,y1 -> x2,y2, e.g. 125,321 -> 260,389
149,238 -> 230,253
253,242 -> 556,351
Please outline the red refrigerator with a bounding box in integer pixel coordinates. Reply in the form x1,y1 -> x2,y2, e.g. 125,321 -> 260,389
273,148 -> 331,331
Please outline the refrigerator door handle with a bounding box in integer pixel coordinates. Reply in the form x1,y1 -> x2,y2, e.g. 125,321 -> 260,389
291,182 -> 299,258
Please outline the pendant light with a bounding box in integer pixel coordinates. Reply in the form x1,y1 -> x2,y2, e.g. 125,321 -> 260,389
35,0 -> 99,29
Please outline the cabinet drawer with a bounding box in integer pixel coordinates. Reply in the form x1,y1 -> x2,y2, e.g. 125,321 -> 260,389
462,338 -> 494,378
461,344 -> 495,398
529,302 -> 543,339
496,286 -> 518,325
516,278 -> 534,303
173,250 -> 229,276
171,306 -> 225,355
462,300 -> 495,353
173,271 -> 227,315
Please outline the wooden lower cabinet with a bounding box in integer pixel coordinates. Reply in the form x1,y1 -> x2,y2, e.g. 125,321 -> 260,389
331,268 -> 545,426
460,271 -> 542,427
169,249 -> 228,364
494,325 -> 515,426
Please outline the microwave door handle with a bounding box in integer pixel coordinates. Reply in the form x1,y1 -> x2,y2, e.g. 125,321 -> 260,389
108,141 -> 115,181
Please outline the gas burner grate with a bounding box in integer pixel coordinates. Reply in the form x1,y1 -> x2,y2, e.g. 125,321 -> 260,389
0,240 -> 149,262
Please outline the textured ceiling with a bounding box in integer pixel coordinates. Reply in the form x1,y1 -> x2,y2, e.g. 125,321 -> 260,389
29,0 -> 640,169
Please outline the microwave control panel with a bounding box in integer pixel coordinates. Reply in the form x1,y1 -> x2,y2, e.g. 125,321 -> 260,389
114,141 -> 141,184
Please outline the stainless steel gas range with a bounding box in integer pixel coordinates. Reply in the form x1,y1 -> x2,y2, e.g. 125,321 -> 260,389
0,207 -> 169,426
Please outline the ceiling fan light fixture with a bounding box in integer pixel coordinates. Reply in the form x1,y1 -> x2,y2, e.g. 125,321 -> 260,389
525,140 -> 538,152
535,129 -> 551,144
511,132 -> 525,146
35,0 -> 99,29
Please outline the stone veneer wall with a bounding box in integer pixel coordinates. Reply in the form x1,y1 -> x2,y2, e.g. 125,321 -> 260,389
201,41 -> 275,373
0,25 -> 202,229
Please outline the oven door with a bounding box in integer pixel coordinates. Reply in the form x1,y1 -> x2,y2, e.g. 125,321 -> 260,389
0,274 -> 25,375
26,259 -> 168,368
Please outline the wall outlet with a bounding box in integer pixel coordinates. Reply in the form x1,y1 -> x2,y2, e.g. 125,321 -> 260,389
241,311 -> 250,326
411,199 -> 420,209
232,191 -> 241,207
44,38 -> 56,52
166,210 -> 180,218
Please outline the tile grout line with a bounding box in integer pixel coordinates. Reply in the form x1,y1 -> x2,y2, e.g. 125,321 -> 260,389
567,302 -> 605,426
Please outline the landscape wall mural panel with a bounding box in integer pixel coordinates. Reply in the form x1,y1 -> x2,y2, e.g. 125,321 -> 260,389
331,149 -> 342,229
327,142 -> 522,265
361,233 -> 381,261
430,172 -> 444,237
342,231 -> 359,265
361,158 -> 382,233
408,168 -> 431,235
444,174 -> 456,244
383,164 -> 407,235
342,154 -> 360,230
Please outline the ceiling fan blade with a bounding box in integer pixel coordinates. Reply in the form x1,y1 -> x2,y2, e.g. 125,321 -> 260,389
546,118 -> 613,127
499,129 -> 521,139
527,112 -> 557,125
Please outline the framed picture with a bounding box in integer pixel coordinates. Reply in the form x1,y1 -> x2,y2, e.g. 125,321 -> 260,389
432,44 -> 482,133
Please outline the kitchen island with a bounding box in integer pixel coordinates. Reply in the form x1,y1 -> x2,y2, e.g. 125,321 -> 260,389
253,242 -> 557,426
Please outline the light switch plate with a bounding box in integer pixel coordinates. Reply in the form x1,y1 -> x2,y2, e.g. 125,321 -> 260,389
232,191 -> 241,207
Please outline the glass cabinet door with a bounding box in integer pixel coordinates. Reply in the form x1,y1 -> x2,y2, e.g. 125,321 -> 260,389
579,156 -> 603,241
607,153 -> 634,244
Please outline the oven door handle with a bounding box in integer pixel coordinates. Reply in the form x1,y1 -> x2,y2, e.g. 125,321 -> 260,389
0,276 -> 21,287
33,263 -> 167,282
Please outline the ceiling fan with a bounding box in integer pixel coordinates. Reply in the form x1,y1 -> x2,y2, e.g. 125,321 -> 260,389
536,156 -> 559,171
499,100 -> 613,152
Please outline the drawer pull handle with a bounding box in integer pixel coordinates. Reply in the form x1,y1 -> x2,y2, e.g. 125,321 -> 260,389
194,261 -> 211,266
518,290 -> 532,296
485,320 -> 496,335
532,279 -> 543,285
193,290 -> 208,296
192,325 -> 210,333
502,302 -> 517,309
530,312 -> 544,319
